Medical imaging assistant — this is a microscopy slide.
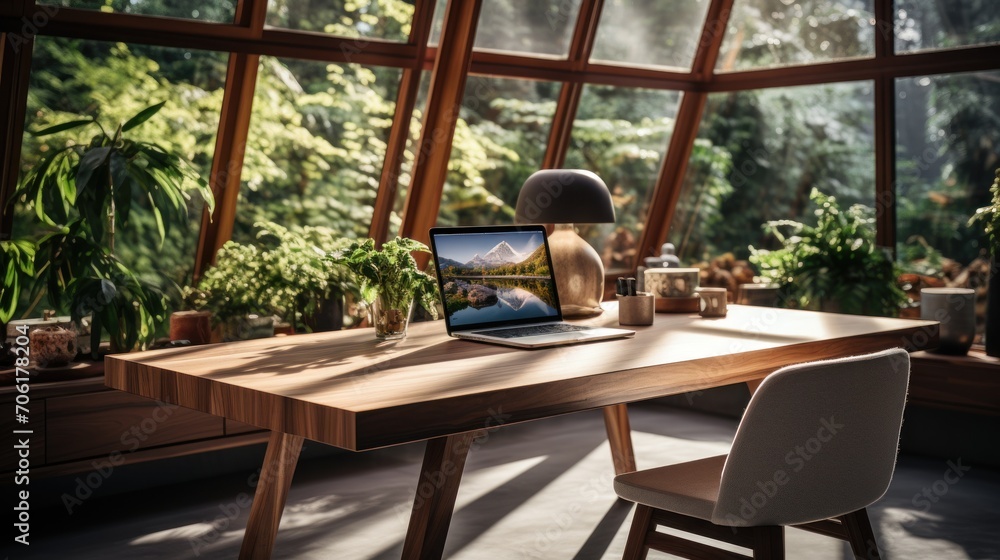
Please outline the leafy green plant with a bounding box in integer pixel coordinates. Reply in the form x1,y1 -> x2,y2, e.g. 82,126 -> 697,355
10,102 -> 214,353
749,188 -> 907,317
335,237 -> 439,319
191,221 -> 357,331
969,168 -> 1000,251
0,240 -> 35,324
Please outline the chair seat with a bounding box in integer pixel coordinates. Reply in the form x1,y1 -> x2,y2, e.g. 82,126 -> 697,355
613,455 -> 727,522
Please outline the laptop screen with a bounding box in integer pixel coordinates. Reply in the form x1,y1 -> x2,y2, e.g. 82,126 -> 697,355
429,226 -> 562,332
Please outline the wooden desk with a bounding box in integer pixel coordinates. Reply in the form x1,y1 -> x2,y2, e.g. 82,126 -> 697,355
105,304 -> 937,559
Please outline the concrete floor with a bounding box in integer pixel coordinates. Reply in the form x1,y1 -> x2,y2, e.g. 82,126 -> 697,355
16,404 -> 1000,559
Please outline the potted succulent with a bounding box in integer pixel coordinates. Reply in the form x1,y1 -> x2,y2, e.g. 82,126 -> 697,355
749,188 -> 907,317
335,237 -> 438,340
968,167 -> 1000,356
10,102 -> 214,355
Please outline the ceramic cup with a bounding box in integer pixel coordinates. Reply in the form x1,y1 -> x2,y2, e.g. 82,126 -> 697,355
695,287 -> 728,318
920,287 -> 975,355
644,268 -> 700,298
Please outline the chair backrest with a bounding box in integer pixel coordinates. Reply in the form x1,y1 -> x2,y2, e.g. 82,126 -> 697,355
711,348 -> 910,527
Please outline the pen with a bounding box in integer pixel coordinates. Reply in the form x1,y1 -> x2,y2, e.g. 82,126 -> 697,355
626,277 -> 636,296
617,277 -> 626,296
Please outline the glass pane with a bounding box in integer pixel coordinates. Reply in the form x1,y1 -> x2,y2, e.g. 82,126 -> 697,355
435,77 -> 559,226
43,0 -> 236,22
895,0 -> 1000,53
237,57 -> 401,242
474,0 -> 581,57
428,0 -> 446,46
390,70 -> 433,238
15,37 -> 226,318
717,0 -> 875,72
670,81 -> 875,265
564,85 -> 682,271
895,71 -> 1000,339
590,0 -> 713,70
265,0 -> 414,42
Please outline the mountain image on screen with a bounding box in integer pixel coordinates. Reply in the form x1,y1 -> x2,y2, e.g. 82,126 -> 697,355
437,238 -> 558,326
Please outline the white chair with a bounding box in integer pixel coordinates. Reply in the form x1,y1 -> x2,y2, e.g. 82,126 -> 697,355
614,348 -> 911,560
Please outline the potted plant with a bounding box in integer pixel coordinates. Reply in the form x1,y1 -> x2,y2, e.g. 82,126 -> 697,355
10,102 -> 214,355
335,237 -> 439,339
190,221 -> 358,340
0,239 -> 35,326
187,241 -> 274,341
969,167 -> 1000,356
749,188 -> 907,317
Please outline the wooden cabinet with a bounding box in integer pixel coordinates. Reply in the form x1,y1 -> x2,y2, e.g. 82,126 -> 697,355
0,361 -> 266,478
46,390 -> 224,463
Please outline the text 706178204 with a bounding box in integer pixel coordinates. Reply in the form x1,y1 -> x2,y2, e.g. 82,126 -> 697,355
11,323 -> 33,546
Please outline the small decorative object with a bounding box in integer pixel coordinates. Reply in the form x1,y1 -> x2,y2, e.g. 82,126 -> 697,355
29,325 -> 78,367
8,310 -> 92,357
920,288 -> 976,355
737,283 -> 781,307
644,268 -> 700,298
644,242 -> 682,269
169,311 -> 213,345
968,168 -> 1000,356
515,169 -> 616,318
637,242 -> 681,292
336,237 -> 439,340
645,268 -> 701,313
696,287 -> 728,318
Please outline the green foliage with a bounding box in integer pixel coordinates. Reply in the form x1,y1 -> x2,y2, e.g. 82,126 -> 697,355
335,237 -> 438,318
11,102 -> 212,353
0,240 -> 35,324
191,221 -> 357,329
968,169 -> 1000,251
749,189 -> 907,317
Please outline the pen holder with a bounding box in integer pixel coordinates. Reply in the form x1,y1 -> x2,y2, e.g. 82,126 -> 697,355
617,293 -> 654,326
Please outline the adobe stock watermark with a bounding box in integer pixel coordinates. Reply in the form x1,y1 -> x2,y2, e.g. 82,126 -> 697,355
722,415 -> 845,526
7,5 -> 59,53
906,457 -> 970,524
392,406 -> 511,525
60,400 -> 181,513
187,447 -> 305,556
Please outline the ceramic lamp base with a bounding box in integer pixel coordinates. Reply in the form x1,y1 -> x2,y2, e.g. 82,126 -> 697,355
549,224 -> 604,318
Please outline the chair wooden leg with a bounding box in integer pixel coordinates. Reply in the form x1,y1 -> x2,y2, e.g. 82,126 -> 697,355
752,526 -> 784,560
621,504 -> 654,560
840,509 -> 881,560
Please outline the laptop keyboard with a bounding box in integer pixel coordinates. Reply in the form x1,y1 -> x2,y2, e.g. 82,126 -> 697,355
472,324 -> 592,339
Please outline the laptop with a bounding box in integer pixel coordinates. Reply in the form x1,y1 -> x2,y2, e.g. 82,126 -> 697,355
428,225 -> 635,348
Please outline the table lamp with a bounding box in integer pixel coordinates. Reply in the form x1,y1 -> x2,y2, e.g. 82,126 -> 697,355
514,169 -> 615,317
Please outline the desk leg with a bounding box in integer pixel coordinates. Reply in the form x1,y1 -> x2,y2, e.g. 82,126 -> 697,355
401,432 -> 477,560
238,431 -> 304,560
746,378 -> 764,396
603,404 -> 637,475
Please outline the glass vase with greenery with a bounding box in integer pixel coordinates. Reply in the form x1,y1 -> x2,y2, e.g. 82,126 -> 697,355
10,102 -> 214,355
335,237 -> 439,340
749,188 -> 907,317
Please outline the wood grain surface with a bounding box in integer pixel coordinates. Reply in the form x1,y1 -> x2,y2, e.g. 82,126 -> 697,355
105,304 -> 938,451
